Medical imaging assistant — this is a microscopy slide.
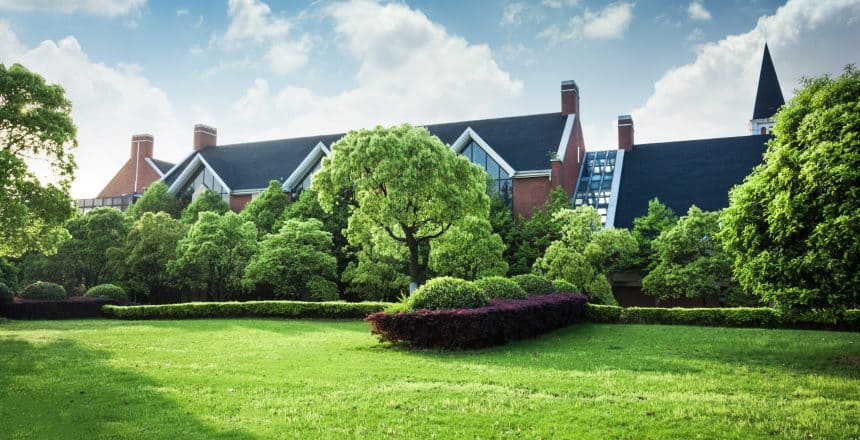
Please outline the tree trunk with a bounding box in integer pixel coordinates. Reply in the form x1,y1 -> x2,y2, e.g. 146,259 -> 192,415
405,234 -> 423,288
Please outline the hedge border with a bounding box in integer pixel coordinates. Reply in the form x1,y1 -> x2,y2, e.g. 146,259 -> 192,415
102,300 -> 392,320
586,304 -> 860,332
0,297 -> 120,320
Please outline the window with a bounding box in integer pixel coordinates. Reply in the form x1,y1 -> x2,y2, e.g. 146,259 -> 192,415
461,141 -> 512,205
177,165 -> 229,205
573,150 -> 617,224
292,160 -> 322,197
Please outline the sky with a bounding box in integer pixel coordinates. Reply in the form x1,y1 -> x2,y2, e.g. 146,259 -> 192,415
0,0 -> 858,198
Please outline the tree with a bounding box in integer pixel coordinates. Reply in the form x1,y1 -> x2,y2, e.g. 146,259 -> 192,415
180,189 -> 229,224
127,182 -> 181,219
111,212 -> 186,302
719,66 -> 860,312
243,218 -> 338,300
429,216 -> 507,280
58,208 -> 130,293
241,180 -> 289,235
631,198 -> 678,269
341,219 -> 410,301
643,206 -> 733,303
505,187 -> 568,275
314,124 -> 488,287
0,256 -> 19,293
0,63 -> 77,257
533,206 -> 637,305
168,212 -> 257,301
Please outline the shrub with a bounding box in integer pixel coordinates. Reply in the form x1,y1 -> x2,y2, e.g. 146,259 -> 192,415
19,282 -> 67,300
84,284 -> 128,302
585,304 -> 622,323
552,279 -> 578,293
366,293 -> 589,349
512,274 -> 554,295
473,276 -> 527,300
307,276 -> 339,302
102,300 -> 391,320
0,282 -> 13,303
406,277 -> 487,311
0,297 -> 119,320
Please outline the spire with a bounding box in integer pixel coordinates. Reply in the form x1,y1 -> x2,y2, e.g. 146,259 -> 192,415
752,44 -> 785,120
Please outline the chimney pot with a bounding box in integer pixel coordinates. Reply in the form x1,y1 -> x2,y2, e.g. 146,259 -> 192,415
561,80 -> 580,116
618,115 -> 634,151
193,124 -> 217,151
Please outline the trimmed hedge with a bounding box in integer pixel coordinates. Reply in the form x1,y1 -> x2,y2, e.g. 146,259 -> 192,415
0,297 -> 120,320
84,284 -> 128,302
512,274 -> 555,295
406,277 -> 487,310
19,282 -> 67,300
102,300 -> 392,320
473,276 -> 527,300
366,293 -> 588,349
551,279 -> 578,294
586,304 -> 860,331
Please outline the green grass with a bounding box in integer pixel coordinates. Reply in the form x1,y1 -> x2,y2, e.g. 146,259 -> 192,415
0,320 -> 857,439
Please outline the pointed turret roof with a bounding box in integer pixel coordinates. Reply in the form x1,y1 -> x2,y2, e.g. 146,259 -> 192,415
752,44 -> 785,120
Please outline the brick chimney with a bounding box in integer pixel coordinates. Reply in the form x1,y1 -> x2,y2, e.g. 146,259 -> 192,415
561,80 -> 579,116
193,124 -> 217,151
131,134 -> 153,159
618,115 -> 634,151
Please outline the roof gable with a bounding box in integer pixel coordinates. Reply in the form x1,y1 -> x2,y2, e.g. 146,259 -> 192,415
752,44 -> 785,120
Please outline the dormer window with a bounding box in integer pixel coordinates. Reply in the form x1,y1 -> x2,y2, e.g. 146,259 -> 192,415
461,141 -> 512,204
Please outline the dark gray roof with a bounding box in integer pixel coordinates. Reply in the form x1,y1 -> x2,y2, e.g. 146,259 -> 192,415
752,44 -> 785,120
149,158 -> 175,174
163,113 -> 566,191
613,135 -> 770,229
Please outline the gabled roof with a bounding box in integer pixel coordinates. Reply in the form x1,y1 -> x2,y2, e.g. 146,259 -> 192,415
752,44 -> 785,120
163,113 -> 567,192
147,158 -> 175,175
612,135 -> 770,229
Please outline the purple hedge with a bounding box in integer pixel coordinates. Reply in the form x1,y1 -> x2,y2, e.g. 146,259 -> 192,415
365,293 -> 588,349
0,296 -> 121,320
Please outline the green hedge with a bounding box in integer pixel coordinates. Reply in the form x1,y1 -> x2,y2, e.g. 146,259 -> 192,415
586,304 -> 859,331
102,300 -> 393,320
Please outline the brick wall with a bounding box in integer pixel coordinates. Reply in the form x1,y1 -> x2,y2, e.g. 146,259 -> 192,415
512,176 -> 551,218
229,194 -> 252,212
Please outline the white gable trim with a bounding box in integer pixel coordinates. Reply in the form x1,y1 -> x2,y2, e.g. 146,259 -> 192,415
512,169 -> 551,178
159,151 -> 194,182
144,157 -> 165,178
166,153 -> 232,194
556,114 -> 575,161
450,127 -> 517,176
604,149 -> 625,228
281,142 -> 330,192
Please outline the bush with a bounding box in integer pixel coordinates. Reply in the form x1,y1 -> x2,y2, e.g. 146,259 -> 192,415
19,282 -> 67,300
366,293 -> 589,349
552,279 -> 578,293
102,300 -> 392,320
406,277 -> 487,311
0,282 -> 13,303
584,304 -> 859,331
512,274 -> 555,295
473,277 -> 527,300
0,297 -> 119,320
307,276 -> 339,302
84,284 -> 128,302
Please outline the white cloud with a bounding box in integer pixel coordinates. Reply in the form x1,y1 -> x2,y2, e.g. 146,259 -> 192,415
265,34 -> 312,75
222,0 -> 290,45
501,3 -> 525,26
226,0 -> 522,140
541,2 -> 634,42
499,43 -> 536,65
0,20 -> 186,198
687,1 -> 712,21
542,0 -> 579,9
0,0 -> 146,16
188,44 -> 203,56
629,0 -> 860,144
176,8 -> 189,16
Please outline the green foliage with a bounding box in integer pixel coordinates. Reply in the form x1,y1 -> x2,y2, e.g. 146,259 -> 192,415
631,198 -> 678,269
429,216 -> 508,280
59,208 -> 130,293
314,124 -> 489,285
504,187 -> 568,275
473,276 -> 527,300
0,256 -> 19,293
341,228 -> 410,301
532,206 -> 635,305
102,300 -> 390,320
642,206 -> 733,302
15,251 -> 66,288
180,190 -> 229,224
0,282 -> 12,302
19,281 -> 67,300
0,63 -> 77,257
168,212 -> 257,301
406,277 -> 487,310
584,303 -> 859,331
243,218 -> 338,301
552,278 -> 578,293
127,182 -> 181,219
110,212 -> 186,302
720,66 -> 860,312
241,180 -> 288,235
511,274 -> 554,295
84,284 -> 128,302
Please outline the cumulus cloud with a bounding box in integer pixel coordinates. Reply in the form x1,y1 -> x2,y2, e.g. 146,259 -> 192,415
501,3 -> 525,26
542,0 -> 579,8
541,2 -> 634,42
0,0 -> 145,16
265,34 -> 312,75
687,1 -> 712,21
629,0 -> 860,144
222,0 -> 290,45
227,0 -> 522,140
0,20 -> 186,198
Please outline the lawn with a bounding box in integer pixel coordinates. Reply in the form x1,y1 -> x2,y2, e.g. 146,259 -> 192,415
0,320 -> 857,439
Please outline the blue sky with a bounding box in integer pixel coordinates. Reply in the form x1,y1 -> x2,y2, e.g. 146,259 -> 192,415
0,0 -> 857,197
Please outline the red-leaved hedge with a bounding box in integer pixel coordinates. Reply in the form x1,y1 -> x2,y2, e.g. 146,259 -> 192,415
365,293 -> 588,349
0,296 -> 121,320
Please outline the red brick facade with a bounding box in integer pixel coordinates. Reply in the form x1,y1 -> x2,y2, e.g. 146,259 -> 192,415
229,194 -> 252,212
512,176 -> 552,218
97,135 -> 163,198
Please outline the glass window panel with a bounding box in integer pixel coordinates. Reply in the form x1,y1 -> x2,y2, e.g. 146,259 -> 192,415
472,144 -> 487,170
486,158 -> 500,180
